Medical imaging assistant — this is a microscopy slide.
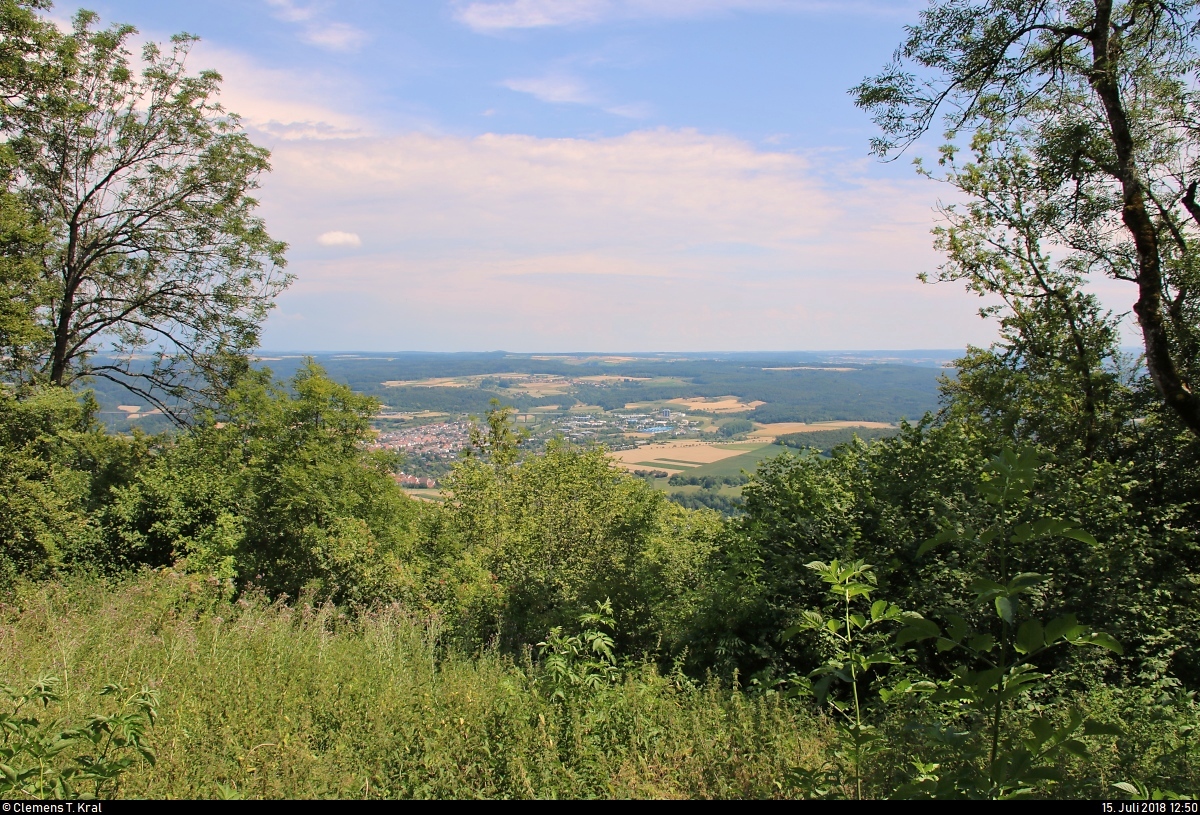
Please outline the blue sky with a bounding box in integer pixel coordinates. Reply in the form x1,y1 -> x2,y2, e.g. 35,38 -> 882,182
56,0 -> 1100,352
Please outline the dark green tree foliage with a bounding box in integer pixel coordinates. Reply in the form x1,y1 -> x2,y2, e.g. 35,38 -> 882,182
853,0 -> 1200,438
0,384 -> 149,585
425,410 -> 721,655
0,386 -> 96,583
718,418 -> 754,437
700,420 -> 1200,692
666,490 -> 745,516
102,362 -> 420,604
775,427 -> 898,454
0,2 -> 56,378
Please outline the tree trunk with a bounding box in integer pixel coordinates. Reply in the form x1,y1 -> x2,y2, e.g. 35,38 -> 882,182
1089,0 -> 1200,438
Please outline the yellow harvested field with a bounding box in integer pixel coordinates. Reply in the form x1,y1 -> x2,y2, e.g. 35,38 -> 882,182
117,405 -> 141,413
667,396 -> 765,413
608,440 -> 761,470
749,421 -> 895,438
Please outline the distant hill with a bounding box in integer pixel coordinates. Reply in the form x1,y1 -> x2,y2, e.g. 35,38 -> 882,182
80,350 -> 957,432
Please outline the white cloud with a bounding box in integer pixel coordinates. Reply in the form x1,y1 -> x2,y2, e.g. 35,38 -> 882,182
263,0 -> 369,51
502,72 -> 651,117
191,43 -> 373,139
317,231 -> 363,247
256,128 -> 996,351
456,0 -> 609,30
503,74 -> 595,104
264,0 -> 316,23
301,22 -> 370,51
453,0 -> 916,32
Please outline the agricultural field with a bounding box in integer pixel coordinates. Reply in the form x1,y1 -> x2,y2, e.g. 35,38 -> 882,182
667,396 -> 765,413
609,440 -> 760,471
676,444 -> 790,480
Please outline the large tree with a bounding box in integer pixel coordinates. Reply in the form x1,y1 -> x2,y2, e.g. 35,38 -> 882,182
854,0 -> 1200,438
3,7 -> 289,420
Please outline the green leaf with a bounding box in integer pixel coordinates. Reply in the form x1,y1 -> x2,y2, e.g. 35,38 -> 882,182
1015,619 -> 1044,654
1007,572 -> 1048,594
779,623 -> 804,642
812,674 -> 834,706
1029,716 -> 1055,747
995,596 -> 1014,624
870,599 -> 888,621
1060,739 -> 1090,758
968,633 -> 996,653
1073,631 -> 1124,655
862,652 -> 901,667
1011,522 -> 1033,543
916,528 -> 956,557
943,612 -> 968,642
896,616 -> 941,647
1059,528 -> 1098,546
970,577 -> 1005,601
1044,613 -> 1081,643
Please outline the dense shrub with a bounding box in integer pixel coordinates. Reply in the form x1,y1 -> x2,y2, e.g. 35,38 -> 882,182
424,438 -> 722,656
100,363 -> 421,604
0,386 -> 150,585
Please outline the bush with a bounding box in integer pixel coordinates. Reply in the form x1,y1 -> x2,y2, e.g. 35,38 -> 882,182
426,426 -> 722,656
101,362 -> 421,604
0,386 -> 151,585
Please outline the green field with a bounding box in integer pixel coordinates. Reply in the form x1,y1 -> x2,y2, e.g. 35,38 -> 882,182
676,444 -> 790,480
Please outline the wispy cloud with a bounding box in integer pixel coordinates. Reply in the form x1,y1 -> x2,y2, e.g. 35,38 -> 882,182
264,0 -> 369,51
256,128 -> 990,351
453,0 -> 916,32
503,74 -> 595,104
502,71 -> 651,117
264,0 -> 315,23
455,0 -> 609,31
192,43 -> 373,139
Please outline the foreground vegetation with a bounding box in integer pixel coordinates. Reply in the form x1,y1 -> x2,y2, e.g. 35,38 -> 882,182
3,0 -> 1200,800
1,574 -> 823,799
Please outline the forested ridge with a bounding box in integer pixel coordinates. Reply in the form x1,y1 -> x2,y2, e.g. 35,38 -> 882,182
2,0 -> 1200,800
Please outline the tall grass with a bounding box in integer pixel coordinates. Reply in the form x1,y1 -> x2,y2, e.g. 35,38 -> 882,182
0,572 -> 826,798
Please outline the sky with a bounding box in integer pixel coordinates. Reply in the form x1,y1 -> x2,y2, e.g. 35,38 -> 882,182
54,0 -> 1136,352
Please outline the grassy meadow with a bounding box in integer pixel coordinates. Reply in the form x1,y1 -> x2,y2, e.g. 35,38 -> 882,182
1,573 -> 827,799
